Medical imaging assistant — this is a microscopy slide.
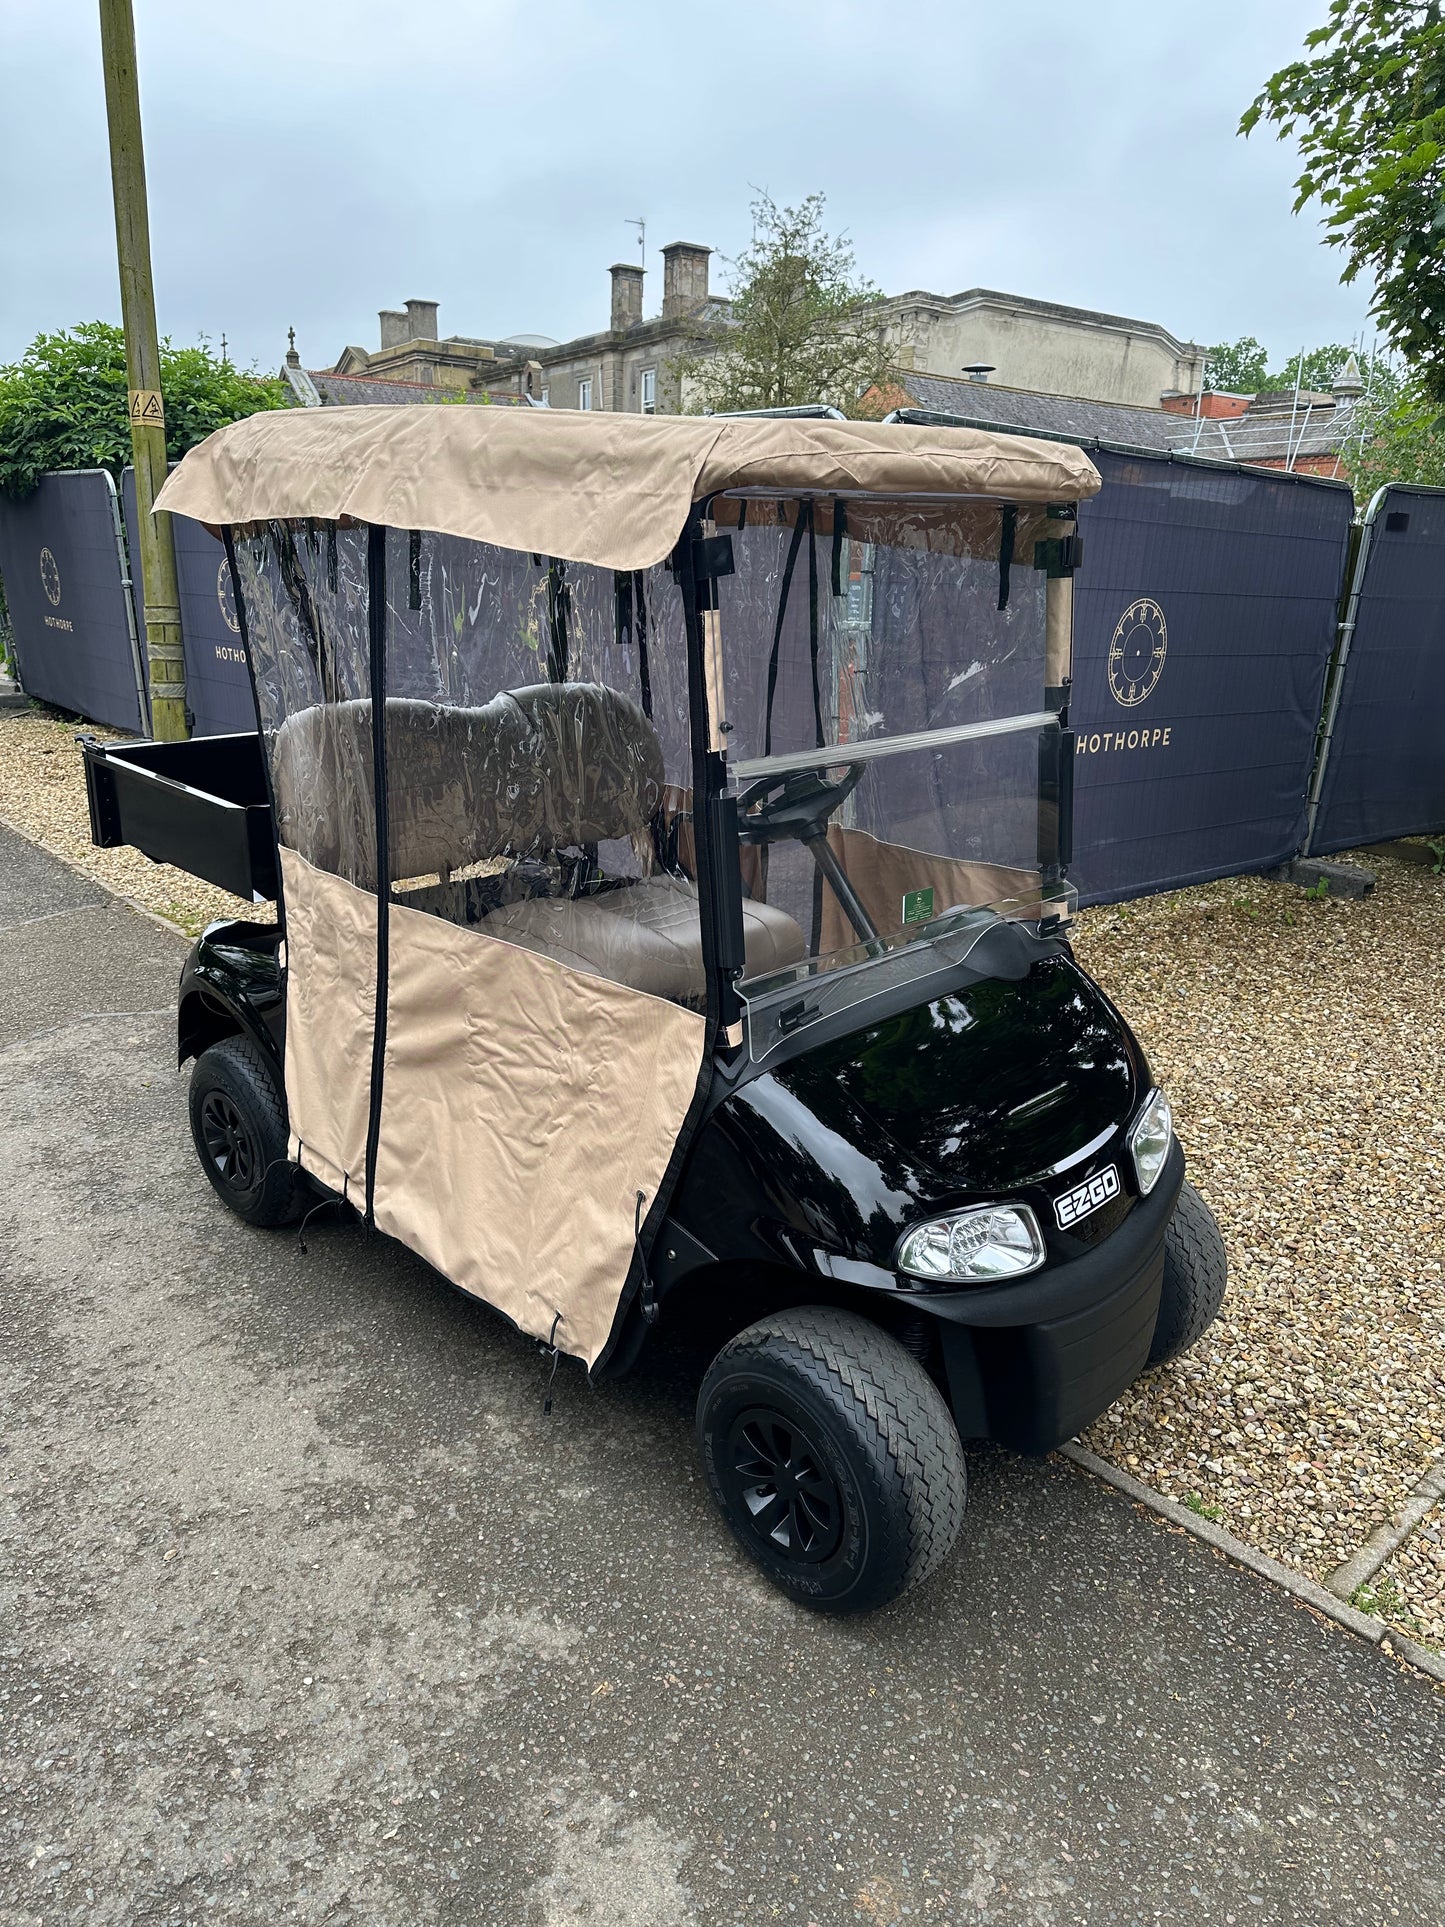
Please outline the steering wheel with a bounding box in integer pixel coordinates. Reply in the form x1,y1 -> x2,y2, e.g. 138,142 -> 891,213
735,762 -> 865,845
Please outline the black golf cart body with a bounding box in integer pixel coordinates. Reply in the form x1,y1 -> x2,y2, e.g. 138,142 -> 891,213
83,407 -> 1194,1483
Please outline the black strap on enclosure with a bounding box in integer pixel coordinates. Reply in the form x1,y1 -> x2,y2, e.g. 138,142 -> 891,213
545,558 -> 570,683
326,523 -> 338,594
736,499 -> 748,531
612,570 -> 654,719
830,498 -> 848,600
613,570 -> 631,648
408,530 -> 422,611
612,567 -> 632,685
997,504 -> 1017,612
363,523 -> 390,1230
276,524 -> 331,697
762,504 -> 810,756
633,570 -> 653,719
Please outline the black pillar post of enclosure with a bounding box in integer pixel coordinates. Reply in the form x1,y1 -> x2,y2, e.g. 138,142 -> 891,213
363,523 -> 391,1227
1036,725 -> 1075,884
676,511 -> 743,1035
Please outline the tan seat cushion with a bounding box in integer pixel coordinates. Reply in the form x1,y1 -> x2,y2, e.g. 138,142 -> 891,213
483,875 -> 805,1003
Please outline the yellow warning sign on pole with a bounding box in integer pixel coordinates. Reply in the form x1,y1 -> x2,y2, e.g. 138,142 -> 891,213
128,388 -> 164,425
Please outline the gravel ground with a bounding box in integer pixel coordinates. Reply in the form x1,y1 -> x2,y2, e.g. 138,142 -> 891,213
3,697 -> 1442,1648
0,704 -> 268,937
1072,855 -> 1445,1649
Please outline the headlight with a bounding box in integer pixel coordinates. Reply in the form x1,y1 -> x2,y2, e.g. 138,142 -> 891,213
1128,1088 -> 1173,1196
896,1204 -> 1046,1284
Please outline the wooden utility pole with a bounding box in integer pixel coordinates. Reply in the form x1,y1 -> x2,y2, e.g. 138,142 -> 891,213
98,0 -> 187,740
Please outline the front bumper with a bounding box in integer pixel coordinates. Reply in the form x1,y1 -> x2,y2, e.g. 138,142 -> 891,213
924,1137 -> 1186,1453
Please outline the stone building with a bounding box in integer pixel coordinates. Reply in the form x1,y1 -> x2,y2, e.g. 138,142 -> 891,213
295,248 -> 1211,418
876,286 -> 1206,409
301,244 -> 719,414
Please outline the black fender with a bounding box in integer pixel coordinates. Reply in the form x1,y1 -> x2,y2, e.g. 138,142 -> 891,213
178,919 -> 285,1074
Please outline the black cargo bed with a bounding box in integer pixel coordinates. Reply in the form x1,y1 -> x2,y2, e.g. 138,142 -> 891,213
80,733 -> 278,902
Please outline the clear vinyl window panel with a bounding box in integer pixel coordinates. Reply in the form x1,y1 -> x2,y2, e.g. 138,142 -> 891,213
714,495 -> 1054,766
232,522 -> 709,1007
378,528 -> 704,1005
732,726 -> 1058,988
230,521 -> 376,889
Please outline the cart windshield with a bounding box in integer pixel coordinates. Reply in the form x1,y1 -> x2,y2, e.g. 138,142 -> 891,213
714,492 -> 1074,1027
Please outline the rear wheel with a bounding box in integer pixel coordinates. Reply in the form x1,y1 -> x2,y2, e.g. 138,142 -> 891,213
697,1306 -> 967,1614
188,1036 -> 305,1228
1150,1180 -> 1228,1364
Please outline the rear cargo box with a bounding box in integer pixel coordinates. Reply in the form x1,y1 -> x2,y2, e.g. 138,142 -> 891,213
80,733 -> 277,901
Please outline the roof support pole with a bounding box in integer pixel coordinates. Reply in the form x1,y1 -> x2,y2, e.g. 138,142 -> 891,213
99,0 -> 187,739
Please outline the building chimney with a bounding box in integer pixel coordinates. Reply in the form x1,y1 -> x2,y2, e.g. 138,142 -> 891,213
661,242 -> 710,320
404,297 -> 439,341
379,308 -> 407,349
610,263 -> 645,333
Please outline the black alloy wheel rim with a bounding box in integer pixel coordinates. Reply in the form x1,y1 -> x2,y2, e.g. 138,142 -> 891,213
199,1089 -> 258,1196
724,1407 -> 845,1564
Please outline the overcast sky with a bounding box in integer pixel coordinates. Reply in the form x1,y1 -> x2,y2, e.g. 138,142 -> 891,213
4,0 -> 1373,378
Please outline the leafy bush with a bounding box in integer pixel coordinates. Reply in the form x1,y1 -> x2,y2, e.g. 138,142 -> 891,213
0,321 -> 289,498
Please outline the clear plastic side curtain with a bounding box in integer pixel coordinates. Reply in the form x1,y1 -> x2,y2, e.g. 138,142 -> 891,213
710,496 -> 1062,979
229,520 -> 708,1367
713,496 -> 1054,764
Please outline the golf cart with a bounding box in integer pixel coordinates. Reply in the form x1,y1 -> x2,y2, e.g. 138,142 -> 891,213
81,406 -> 1226,1613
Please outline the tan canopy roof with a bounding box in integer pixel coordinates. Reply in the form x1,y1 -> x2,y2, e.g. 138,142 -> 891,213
155,404 -> 1101,572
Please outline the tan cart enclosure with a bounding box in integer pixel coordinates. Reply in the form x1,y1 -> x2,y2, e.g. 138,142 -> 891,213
157,409 -> 1099,1368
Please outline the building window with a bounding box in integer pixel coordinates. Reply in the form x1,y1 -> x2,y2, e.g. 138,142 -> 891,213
577,377 -> 592,411
640,367 -> 656,415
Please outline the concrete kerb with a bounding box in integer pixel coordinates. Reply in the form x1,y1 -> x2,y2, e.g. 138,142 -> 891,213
1325,1453 -> 1445,1602
1061,1443 -> 1445,1687
1262,856 -> 1376,899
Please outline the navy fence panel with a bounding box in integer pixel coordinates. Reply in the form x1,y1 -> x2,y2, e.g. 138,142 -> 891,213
1309,485 -> 1445,853
122,468 -> 256,737
0,470 -> 145,731
1069,449 -> 1354,905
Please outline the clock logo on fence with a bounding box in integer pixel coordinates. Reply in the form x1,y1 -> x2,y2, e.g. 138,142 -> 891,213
1107,597 -> 1167,708
217,559 -> 240,635
39,547 -> 61,607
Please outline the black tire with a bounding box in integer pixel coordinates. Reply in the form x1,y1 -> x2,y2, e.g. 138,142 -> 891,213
696,1306 -> 967,1614
188,1036 -> 305,1228
1149,1180 -> 1228,1365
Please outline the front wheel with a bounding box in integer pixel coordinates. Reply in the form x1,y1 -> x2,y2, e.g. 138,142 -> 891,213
188,1036 -> 305,1227
1149,1179 -> 1228,1364
696,1306 -> 967,1614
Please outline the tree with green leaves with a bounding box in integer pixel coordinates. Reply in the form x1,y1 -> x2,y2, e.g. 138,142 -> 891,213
1204,336 -> 1270,393
1205,336 -> 1380,395
1348,377 -> 1445,492
1242,2 -> 1445,408
0,321 -> 288,499
679,192 -> 892,416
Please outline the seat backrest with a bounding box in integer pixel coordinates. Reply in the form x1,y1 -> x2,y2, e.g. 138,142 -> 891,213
271,682 -> 664,886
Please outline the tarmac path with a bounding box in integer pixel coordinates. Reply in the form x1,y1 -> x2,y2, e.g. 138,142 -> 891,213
2,821 -> 1442,1927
